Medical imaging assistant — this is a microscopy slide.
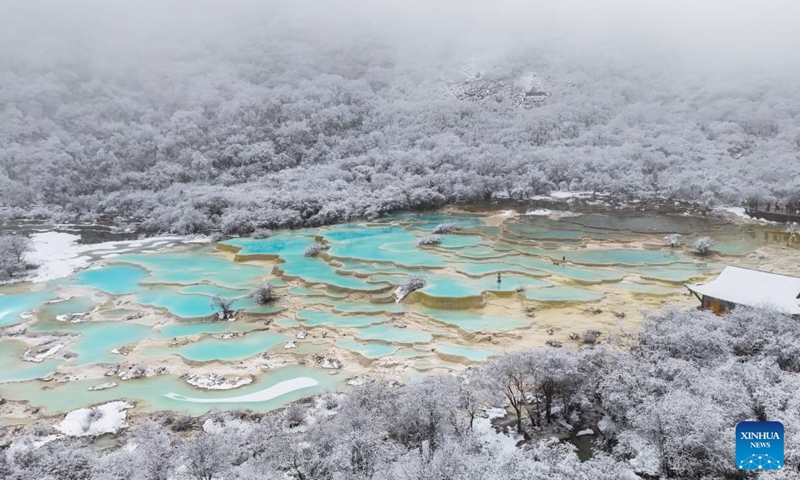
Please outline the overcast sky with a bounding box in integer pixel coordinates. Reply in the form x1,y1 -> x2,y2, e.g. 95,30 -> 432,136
1,0 -> 798,74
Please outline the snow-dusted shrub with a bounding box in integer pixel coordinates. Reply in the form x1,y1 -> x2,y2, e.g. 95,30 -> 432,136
251,228 -> 273,239
219,210 -> 255,235
210,295 -> 235,319
432,222 -> 461,234
0,234 -> 34,281
664,233 -> 681,247
693,236 -> 714,255
171,208 -> 213,235
416,235 -> 441,247
167,414 -> 197,432
249,281 -> 273,305
284,403 -> 305,428
583,330 -> 601,345
394,274 -> 427,302
304,241 -> 328,257
82,406 -> 105,432
87,406 -> 104,423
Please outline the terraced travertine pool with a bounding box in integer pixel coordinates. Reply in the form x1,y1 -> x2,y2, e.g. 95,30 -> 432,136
0,209 -> 791,420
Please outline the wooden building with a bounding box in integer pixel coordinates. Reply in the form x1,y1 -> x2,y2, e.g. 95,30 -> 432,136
685,266 -> 800,315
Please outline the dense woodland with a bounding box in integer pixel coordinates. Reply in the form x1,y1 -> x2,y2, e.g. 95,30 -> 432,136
2,4 -> 799,477
1,3 -> 799,234
1,306 -> 798,479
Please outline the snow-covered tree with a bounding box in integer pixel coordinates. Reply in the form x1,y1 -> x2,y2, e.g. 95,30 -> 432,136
209,295 -> 234,319
432,223 -> 461,234
394,274 -> 426,301
248,281 -> 273,305
304,242 -> 328,257
692,236 -> 714,255
0,234 -> 34,280
416,235 -> 442,247
181,432 -> 235,480
663,233 -> 681,247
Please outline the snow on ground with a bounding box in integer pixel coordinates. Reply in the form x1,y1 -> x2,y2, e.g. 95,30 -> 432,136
719,206 -> 782,225
473,417 -> 522,455
56,401 -> 133,437
33,435 -> 62,448
529,190 -> 597,201
22,343 -> 63,362
484,407 -> 508,420
24,231 -> 201,283
185,373 -> 253,390
25,232 -> 90,283
185,236 -> 213,244
723,206 -> 748,218
524,208 -> 579,217
9,434 -> 63,453
597,415 -> 616,434
164,377 -> 319,403
88,382 -> 118,391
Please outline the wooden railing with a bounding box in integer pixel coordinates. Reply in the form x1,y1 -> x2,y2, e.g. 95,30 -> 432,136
745,205 -> 800,223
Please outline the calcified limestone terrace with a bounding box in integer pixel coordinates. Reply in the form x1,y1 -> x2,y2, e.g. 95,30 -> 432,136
0,208 -> 796,424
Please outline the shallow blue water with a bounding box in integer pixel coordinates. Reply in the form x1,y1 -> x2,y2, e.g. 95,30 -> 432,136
144,330 -> 290,362
71,264 -> 148,294
2,209 -> 770,415
0,290 -> 57,327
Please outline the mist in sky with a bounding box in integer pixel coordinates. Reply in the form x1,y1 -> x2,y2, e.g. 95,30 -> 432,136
1,0 -> 798,76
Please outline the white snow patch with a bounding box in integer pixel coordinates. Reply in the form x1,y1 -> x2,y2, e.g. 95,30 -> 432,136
165,377 -> 319,404
524,208 -> 579,217
484,407 -> 508,420
718,206 -> 780,224
576,428 -> 595,436
24,232 -> 191,283
88,382 -> 118,391
557,419 -> 574,431
56,401 -> 133,437
33,434 -> 62,448
496,210 -> 518,217
473,417 -> 521,455
185,373 -> 253,390
23,343 -> 63,362
530,190 -> 597,201
629,443 -> 660,476
25,232 -> 90,283
322,358 -> 341,369
56,312 -> 89,323
723,206 -> 748,218
598,415 -> 616,434
347,375 -> 374,387
184,235 -> 213,244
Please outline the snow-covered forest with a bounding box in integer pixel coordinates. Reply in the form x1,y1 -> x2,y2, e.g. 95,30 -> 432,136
2,2 -> 800,478
2,1 -> 799,233
2,306 -> 798,479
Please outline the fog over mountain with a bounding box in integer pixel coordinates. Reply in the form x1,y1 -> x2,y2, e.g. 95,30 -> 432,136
1,1 -> 799,232
2,3 -> 800,480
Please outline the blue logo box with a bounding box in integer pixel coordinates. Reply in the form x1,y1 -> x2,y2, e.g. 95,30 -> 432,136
736,421 -> 784,470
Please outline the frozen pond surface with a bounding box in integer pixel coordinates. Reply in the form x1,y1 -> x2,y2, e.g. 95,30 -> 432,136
0,209 -> 788,417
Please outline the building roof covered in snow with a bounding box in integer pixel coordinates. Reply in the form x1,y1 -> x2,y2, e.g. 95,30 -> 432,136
685,266 -> 800,315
